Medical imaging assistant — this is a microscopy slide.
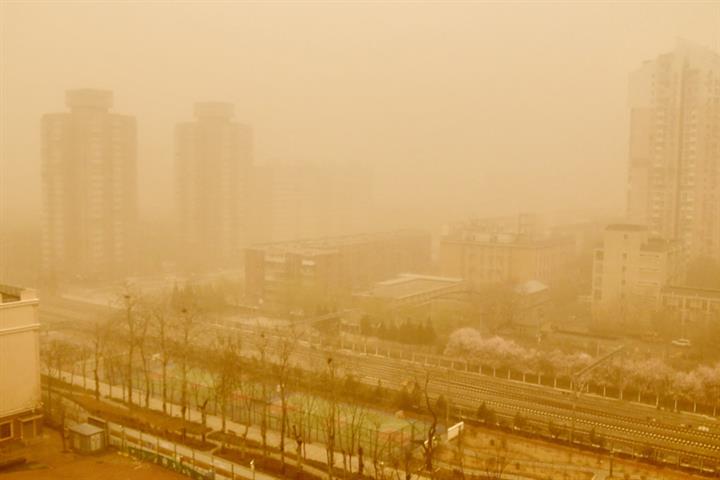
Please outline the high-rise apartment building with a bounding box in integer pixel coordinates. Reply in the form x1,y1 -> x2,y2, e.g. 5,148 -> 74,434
176,102 -> 253,267
247,163 -> 372,244
41,89 -> 137,282
627,41 -> 720,260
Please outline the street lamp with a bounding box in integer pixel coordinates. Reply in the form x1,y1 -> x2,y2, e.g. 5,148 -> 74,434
250,459 -> 255,480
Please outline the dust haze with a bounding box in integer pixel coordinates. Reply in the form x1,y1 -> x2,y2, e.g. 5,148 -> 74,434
2,3 -> 720,478
2,2 -> 717,228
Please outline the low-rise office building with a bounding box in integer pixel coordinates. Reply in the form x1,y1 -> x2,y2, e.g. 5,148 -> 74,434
245,230 -> 431,307
659,285 -> 720,324
353,273 -> 465,310
439,221 -> 572,288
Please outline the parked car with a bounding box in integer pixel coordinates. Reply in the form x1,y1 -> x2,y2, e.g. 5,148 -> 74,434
671,338 -> 692,347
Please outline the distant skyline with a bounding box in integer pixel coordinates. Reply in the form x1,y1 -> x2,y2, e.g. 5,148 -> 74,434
2,2 -> 720,229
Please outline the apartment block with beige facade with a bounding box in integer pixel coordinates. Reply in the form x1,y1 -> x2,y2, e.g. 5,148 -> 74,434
176,102 -> 253,268
0,285 -> 42,444
41,89 -> 137,282
627,41 -> 720,261
591,224 -> 684,307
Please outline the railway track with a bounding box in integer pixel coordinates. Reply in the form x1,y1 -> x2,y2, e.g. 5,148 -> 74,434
39,299 -> 720,471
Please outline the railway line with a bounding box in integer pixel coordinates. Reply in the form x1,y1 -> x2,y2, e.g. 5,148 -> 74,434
347,353 -> 717,444
39,298 -> 720,473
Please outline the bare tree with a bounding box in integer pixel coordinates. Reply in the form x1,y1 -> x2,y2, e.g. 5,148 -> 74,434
254,330 -> 270,456
137,304 -> 154,408
292,423 -> 305,476
238,381 -> 257,459
115,286 -> 141,406
92,322 -> 103,400
148,295 -> 173,413
419,372 -> 438,477
338,400 -> 369,478
176,301 -> 199,425
324,355 -> 339,480
289,386 -> 319,472
481,438 -> 510,480
273,326 -> 298,473
104,343 -> 116,396
209,333 -> 242,434
42,339 -> 70,420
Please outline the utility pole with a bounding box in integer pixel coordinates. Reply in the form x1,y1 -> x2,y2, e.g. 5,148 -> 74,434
569,344 -> 626,444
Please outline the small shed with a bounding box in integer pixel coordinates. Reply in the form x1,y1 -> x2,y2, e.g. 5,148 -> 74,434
69,423 -> 106,454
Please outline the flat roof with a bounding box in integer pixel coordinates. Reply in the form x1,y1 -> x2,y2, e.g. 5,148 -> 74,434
355,274 -> 463,300
606,224 -> 648,232
248,229 -> 428,256
441,233 -> 570,248
0,284 -> 37,304
640,238 -> 677,253
662,285 -> 720,299
515,280 -> 549,295
69,423 -> 105,436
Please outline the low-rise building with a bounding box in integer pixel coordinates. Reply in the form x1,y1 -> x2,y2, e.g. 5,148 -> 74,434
0,284 -> 42,443
439,221 -> 572,288
659,285 -> 720,325
353,273 -> 465,310
591,224 -> 684,307
245,230 -> 431,307
512,280 -> 551,334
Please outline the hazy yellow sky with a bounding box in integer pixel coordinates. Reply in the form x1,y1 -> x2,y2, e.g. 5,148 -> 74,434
1,1 -> 719,228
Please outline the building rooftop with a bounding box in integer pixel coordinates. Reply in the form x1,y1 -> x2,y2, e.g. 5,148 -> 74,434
441,231 -> 568,248
355,274 -> 463,301
194,102 -> 234,119
515,280 -> 549,295
662,284 -> 720,299
0,284 -> 37,304
640,237 -> 677,253
248,230 -> 428,256
66,89 -> 113,110
69,423 -> 105,437
606,224 -> 648,232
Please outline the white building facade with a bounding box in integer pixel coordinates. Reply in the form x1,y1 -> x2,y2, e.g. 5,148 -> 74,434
0,285 -> 42,443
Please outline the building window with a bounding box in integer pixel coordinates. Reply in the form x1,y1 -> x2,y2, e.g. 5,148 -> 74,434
0,421 -> 12,441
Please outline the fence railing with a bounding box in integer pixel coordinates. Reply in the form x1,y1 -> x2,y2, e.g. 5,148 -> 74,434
107,421 -> 267,480
340,338 -> 719,417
